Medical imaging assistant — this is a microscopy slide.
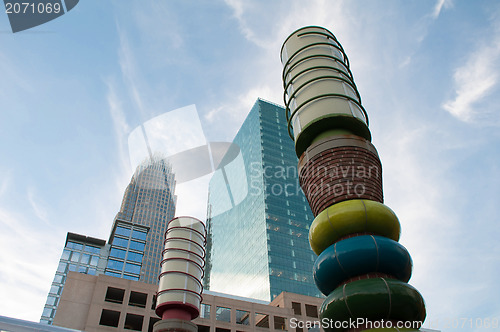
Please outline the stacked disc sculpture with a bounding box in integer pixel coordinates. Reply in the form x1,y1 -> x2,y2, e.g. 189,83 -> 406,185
281,26 -> 426,331
154,216 -> 206,332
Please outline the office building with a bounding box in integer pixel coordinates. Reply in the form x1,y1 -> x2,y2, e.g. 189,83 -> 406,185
205,99 -> 322,301
41,157 -> 176,324
51,272 -> 324,332
104,156 -> 176,284
40,233 -> 109,325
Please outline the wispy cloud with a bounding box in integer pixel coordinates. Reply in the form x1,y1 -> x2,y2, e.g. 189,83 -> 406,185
0,171 -> 11,198
442,22 -> 500,122
432,0 -> 454,19
27,187 -> 50,225
0,207 -> 62,320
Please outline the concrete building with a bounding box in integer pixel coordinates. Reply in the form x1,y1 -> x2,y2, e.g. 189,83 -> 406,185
52,272 -> 324,332
206,99 -> 322,301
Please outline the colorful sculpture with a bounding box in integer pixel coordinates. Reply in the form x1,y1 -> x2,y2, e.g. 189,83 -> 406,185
281,26 -> 426,332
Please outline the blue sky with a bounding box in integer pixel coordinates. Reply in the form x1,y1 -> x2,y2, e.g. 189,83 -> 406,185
0,0 -> 499,330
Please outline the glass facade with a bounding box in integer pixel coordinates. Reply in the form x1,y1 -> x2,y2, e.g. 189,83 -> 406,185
206,99 -> 322,301
110,157 -> 176,284
105,222 -> 147,281
40,233 -> 108,324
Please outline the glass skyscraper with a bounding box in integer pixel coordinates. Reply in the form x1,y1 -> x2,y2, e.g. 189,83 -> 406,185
205,98 -> 322,301
41,156 -> 176,324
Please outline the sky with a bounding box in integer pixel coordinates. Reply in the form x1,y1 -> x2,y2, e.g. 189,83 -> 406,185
0,0 -> 499,331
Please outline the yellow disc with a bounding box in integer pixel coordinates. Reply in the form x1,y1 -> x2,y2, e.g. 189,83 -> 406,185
309,199 -> 401,255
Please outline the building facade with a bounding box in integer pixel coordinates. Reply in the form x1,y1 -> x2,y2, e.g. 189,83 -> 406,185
41,157 -> 176,324
206,99 -> 322,301
40,233 -> 109,324
52,272 -> 325,332
105,157 -> 176,284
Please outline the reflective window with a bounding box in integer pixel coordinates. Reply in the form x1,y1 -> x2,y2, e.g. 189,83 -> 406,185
88,268 -> 96,275
200,304 -> 211,319
236,309 -> 250,325
127,251 -> 143,263
129,240 -> 145,252
105,271 -> 121,278
90,255 -> 99,266
46,296 -> 57,306
67,241 -> 83,250
61,249 -> 70,260
68,264 -> 77,272
108,259 -> 123,271
216,306 -> 231,322
122,274 -> 139,281
110,248 -> 126,259
84,245 -> 100,254
81,254 -> 90,265
53,274 -> 64,283
124,263 -> 141,275
70,252 -> 80,262
50,285 -> 60,295
57,262 -> 67,273
115,226 -> 131,237
131,230 -> 147,241
78,266 -> 87,273
42,308 -> 53,317
112,237 -> 129,248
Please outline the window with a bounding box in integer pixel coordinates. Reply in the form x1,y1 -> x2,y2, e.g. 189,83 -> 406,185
148,317 -> 160,332
68,264 -> 77,272
129,240 -> 145,251
78,266 -> 87,273
127,251 -> 143,263
46,296 -> 57,306
128,291 -> 147,308
292,302 -> 301,315
113,237 -> 129,248
49,285 -> 60,295
61,249 -> 70,260
255,313 -> 269,328
99,309 -> 120,327
122,274 -> 139,281
105,271 -> 121,278
125,263 -> 141,275
236,309 -> 250,325
116,226 -> 131,237
70,251 -> 80,262
88,268 -> 96,275
110,248 -> 126,259
84,245 -> 100,254
200,304 -> 211,319
53,274 -> 64,283
198,325 -> 210,332
81,253 -> 91,264
216,306 -> 231,322
56,262 -> 66,273
132,229 -> 147,241
274,316 -> 286,330
124,313 -> 144,331
305,304 -> 318,318
151,295 -> 157,310
42,307 -> 53,318
67,241 -> 83,250
105,287 -> 125,304
90,255 -> 99,266
108,259 -> 123,271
